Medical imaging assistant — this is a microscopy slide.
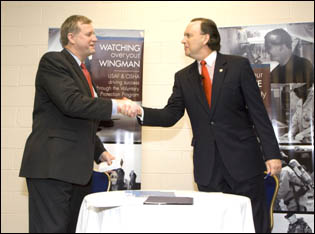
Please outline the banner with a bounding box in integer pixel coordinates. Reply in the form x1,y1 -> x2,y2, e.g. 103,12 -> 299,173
219,23 -> 314,233
48,28 -> 144,191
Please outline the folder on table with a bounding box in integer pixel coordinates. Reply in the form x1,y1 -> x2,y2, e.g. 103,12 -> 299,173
143,196 -> 193,205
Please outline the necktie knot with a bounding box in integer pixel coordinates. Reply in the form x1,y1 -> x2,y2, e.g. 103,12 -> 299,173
200,60 -> 206,66
81,63 -> 87,70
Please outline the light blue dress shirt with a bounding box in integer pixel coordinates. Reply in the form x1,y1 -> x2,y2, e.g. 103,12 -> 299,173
66,49 -> 117,115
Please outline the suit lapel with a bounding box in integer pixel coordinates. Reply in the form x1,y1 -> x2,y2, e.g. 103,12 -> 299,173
61,49 -> 93,97
209,53 -> 227,119
188,61 -> 212,116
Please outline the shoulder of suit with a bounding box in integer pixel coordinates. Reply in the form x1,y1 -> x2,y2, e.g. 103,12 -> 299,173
40,50 -> 65,62
292,54 -> 313,67
175,61 -> 197,77
218,53 -> 251,69
220,53 -> 248,63
39,50 -> 72,67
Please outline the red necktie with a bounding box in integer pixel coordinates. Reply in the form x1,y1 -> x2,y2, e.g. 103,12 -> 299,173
81,63 -> 95,98
201,60 -> 212,107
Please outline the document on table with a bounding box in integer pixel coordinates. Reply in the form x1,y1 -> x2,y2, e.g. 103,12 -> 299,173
125,190 -> 175,197
143,196 -> 194,205
98,157 -> 122,172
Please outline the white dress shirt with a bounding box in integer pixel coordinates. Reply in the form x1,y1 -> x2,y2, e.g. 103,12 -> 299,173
197,50 -> 217,82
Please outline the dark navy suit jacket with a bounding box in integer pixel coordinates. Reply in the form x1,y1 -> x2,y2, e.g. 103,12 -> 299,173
141,53 -> 281,186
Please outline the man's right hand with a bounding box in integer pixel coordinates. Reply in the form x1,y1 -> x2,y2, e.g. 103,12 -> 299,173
115,97 -> 142,118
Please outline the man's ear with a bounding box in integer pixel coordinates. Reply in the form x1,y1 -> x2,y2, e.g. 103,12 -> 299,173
67,32 -> 75,45
203,34 -> 210,46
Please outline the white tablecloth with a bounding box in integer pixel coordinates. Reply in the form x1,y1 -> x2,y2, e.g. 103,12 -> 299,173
76,190 -> 255,233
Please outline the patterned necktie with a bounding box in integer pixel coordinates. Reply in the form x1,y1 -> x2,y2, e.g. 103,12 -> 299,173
80,63 -> 94,98
201,60 -> 212,107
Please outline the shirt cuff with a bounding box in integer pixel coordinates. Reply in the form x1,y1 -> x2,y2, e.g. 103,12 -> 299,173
111,99 -> 118,115
137,106 -> 144,122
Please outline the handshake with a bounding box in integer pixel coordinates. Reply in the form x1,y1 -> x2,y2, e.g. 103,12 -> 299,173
115,97 -> 142,118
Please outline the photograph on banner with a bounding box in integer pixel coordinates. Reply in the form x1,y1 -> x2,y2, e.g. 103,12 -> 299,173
48,28 -> 144,191
91,29 -> 143,191
273,213 -> 314,233
91,29 -> 143,145
276,145 -> 314,214
219,22 -> 314,145
219,23 -> 314,216
97,143 -> 141,191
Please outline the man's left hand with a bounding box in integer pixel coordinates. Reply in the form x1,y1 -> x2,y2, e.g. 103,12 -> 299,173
100,151 -> 115,165
265,159 -> 282,176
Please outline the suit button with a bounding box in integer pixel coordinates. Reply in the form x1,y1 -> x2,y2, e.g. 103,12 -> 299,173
210,121 -> 215,125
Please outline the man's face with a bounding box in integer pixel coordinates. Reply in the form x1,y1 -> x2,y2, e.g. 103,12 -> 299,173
70,22 -> 97,58
181,21 -> 209,60
265,42 -> 282,62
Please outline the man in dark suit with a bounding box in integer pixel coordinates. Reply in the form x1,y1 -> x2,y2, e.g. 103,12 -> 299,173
132,18 -> 282,233
264,28 -> 314,132
19,15 -> 136,233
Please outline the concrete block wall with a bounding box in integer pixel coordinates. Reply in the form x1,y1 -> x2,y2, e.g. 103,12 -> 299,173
1,1 -> 314,232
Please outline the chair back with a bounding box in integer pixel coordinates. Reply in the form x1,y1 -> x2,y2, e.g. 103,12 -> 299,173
264,171 -> 279,231
91,171 -> 111,193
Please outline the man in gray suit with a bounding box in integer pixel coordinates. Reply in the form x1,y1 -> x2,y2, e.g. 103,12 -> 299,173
19,15 -> 136,233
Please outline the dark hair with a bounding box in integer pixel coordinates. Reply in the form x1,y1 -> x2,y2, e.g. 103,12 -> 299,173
191,18 -> 221,51
264,28 -> 292,51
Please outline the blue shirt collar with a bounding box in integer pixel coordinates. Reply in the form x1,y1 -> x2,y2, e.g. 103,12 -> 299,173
65,48 -> 82,66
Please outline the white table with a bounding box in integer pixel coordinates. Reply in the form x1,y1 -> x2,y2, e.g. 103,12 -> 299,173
76,190 -> 255,233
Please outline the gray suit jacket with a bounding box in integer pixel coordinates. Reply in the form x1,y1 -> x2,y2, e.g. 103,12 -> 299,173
20,49 -> 112,185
